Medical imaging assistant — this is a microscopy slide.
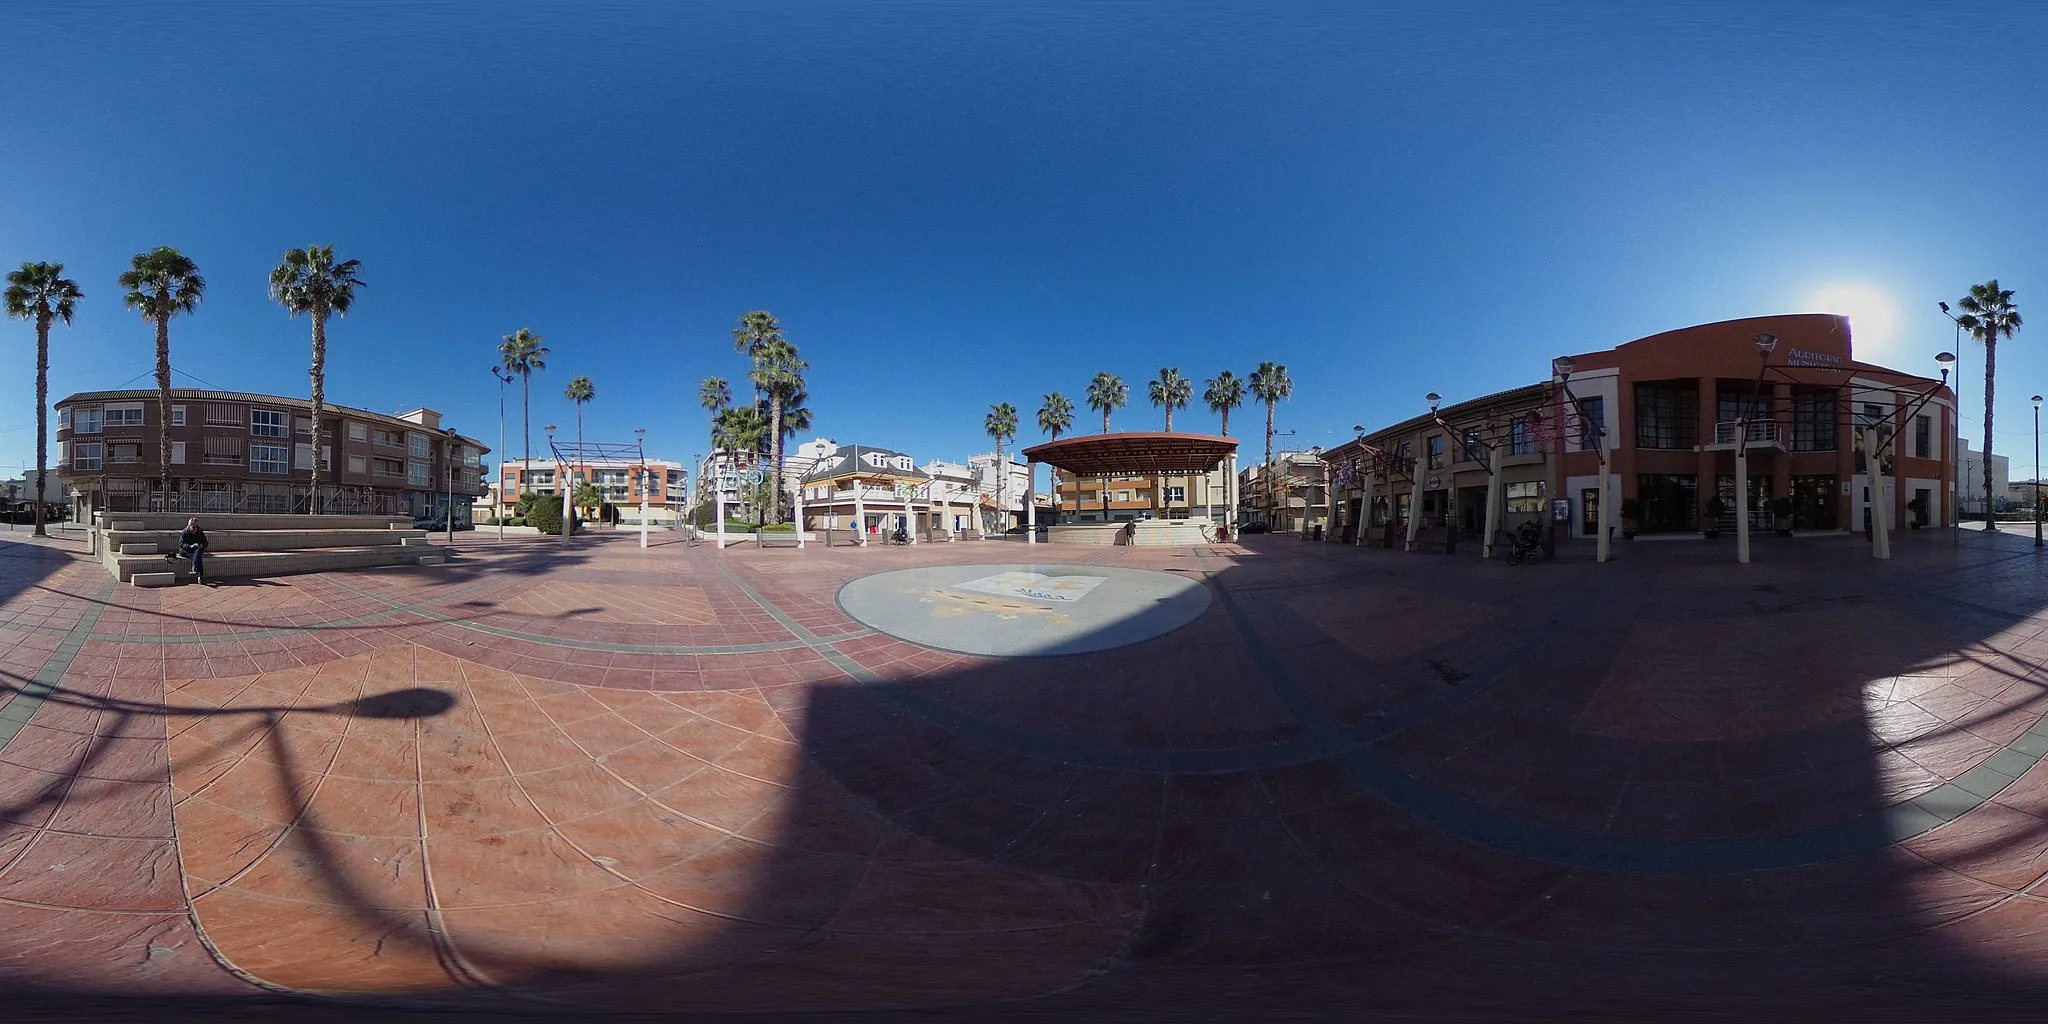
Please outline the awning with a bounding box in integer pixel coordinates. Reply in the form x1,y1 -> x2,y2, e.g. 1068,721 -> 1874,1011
1020,432 -> 1240,477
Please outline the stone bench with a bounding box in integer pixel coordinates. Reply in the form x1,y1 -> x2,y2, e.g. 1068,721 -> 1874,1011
110,544 -> 449,583
755,530 -> 802,548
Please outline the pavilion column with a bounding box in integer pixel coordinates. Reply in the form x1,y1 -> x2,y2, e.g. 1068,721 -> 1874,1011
794,480 -> 806,549
1482,446 -> 1504,558
1026,460 -> 1037,544
1356,472 -> 1375,547
853,476 -> 866,546
1405,463 -> 1424,552
1225,454 -> 1238,539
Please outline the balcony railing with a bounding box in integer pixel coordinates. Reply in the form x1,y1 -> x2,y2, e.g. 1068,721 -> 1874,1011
1713,420 -> 1781,446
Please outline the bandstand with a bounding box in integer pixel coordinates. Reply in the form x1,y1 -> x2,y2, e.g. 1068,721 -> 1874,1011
1019,432 -> 1240,545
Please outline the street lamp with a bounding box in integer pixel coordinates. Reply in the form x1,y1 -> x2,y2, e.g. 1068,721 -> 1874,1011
1554,355 -> 1610,564
442,427 -> 458,545
635,427 -> 650,550
1936,351 -> 1957,543
2034,396 -> 2043,548
490,365 -> 512,540
1940,301 -> 1980,532
1729,332 -> 1778,565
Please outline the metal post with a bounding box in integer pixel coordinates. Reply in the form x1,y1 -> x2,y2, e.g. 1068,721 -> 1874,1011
1025,460 -> 1037,544
494,368 -> 507,542
715,461 -> 727,549
1405,448 -> 1424,552
1596,464 -> 1611,564
1734,423 -> 1751,564
445,434 -> 455,545
560,461 -> 572,551
853,476 -> 867,546
2035,397 -> 2043,548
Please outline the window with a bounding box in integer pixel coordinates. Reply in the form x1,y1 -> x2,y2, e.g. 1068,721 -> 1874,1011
348,421 -> 368,442
1634,383 -> 1699,450
296,416 -> 314,435
104,402 -> 145,427
409,461 -> 429,486
1577,396 -> 1605,451
1166,486 -> 1186,503
1461,429 -> 1485,464
74,407 -> 102,434
1509,418 -> 1534,455
1397,440 -> 1413,462
251,408 -> 289,437
1505,481 -> 1544,514
1914,415 -> 1932,459
373,457 -> 404,477
203,436 -> 244,465
1636,473 -> 1700,533
102,442 -> 140,464
373,428 -> 404,448
1116,490 -> 1131,502
203,403 -> 239,426
171,405 -> 186,427
1792,390 -> 1837,452
72,442 -> 101,471
57,408 -> 71,429
347,455 -> 367,475
250,443 -> 290,474
1854,402 -> 1892,474
1715,384 -> 1771,426
530,469 -> 554,485
409,433 -> 430,460
1426,435 -> 1445,470
171,441 -> 186,465
295,443 -> 315,470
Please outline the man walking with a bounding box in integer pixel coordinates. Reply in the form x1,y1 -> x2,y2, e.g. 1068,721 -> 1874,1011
167,517 -> 210,586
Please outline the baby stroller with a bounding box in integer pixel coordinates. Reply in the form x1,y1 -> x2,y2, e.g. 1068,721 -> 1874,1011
1503,519 -> 1544,565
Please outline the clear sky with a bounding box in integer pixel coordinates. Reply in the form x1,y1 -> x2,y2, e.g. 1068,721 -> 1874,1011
5,2 -> 2048,490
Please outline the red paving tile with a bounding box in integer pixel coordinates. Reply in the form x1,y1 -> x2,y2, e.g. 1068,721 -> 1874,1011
13,528 -> 2048,1015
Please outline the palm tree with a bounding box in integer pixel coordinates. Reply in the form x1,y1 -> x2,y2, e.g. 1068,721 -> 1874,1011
572,479 -> 604,523
118,248 -> 204,508
712,404 -> 769,520
1149,368 -> 1193,431
4,262 -> 82,537
1955,280 -> 2023,531
496,328 -> 548,496
1205,370 -> 1245,436
1037,392 -> 1074,440
269,245 -> 364,514
1086,372 -> 1128,433
565,375 -> 595,497
1250,361 -> 1293,525
986,402 -> 1019,525
698,376 -> 731,443
731,310 -> 785,401
749,338 -> 807,523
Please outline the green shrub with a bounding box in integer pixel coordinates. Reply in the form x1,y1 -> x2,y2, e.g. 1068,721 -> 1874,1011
507,516 -> 527,527
759,523 -> 797,532
526,502 -> 570,535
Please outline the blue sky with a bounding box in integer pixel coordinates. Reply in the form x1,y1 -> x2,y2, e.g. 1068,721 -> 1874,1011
5,2 -> 2048,489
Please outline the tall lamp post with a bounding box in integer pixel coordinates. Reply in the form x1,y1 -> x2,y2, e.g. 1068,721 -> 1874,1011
635,427 -> 650,550
1936,352 -> 1957,542
547,424 -> 569,551
442,428 -> 458,545
1940,302 -> 1971,533
2034,396 -> 2043,548
490,365 -> 512,541
1731,332 -> 1778,565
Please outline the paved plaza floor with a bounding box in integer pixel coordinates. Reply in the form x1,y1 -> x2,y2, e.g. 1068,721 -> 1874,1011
6,525 -> 2048,1019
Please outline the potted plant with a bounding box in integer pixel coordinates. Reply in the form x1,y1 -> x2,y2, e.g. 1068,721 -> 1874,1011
1703,496 -> 1726,539
1620,498 -> 1641,540
1769,496 -> 1795,537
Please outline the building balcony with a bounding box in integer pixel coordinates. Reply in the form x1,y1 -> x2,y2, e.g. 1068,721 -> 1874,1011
1707,420 -> 1783,451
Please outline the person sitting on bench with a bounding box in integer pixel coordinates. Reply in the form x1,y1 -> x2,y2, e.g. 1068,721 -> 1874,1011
166,517 -> 211,585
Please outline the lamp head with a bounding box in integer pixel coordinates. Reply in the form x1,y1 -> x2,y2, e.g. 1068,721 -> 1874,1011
1939,301 -> 1951,314
1551,355 -> 1575,377
1753,332 -> 1778,357
2035,395 -> 2043,410
1425,392 -> 1441,412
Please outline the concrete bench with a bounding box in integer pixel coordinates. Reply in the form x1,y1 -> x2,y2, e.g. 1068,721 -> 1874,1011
755,530 -> 802,548
131,572 -> 177,587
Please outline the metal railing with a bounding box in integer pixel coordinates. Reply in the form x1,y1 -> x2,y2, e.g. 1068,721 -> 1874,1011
1712,420 -> 1781,445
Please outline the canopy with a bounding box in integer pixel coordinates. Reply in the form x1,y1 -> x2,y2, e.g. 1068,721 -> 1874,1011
1021,432 -> 1239,477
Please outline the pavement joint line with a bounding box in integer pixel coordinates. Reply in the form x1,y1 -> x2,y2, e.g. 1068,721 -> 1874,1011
0,579 -> 117,754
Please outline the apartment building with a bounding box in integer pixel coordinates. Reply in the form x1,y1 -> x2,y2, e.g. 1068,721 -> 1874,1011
1058,463 -> 1233,524
54,390 -> 488,521
495,458 -> 690,524
1235,452 -> 1328,533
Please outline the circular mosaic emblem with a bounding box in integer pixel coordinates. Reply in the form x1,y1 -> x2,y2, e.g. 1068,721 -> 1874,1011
836,563 -> 1213,657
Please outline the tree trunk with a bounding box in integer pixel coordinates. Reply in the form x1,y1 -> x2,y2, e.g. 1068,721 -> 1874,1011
1165,405 -> 1174,432
1264,400 -> 1276,526
769,391 -> 784,524
1985,336 -> 1998,531
32,310 -> 49,536
1221,406 -> 1231,437
308,305 -> 327,514
1102,409 -> 1111,433
156,306 -> 172,511
521,374 -> 531,498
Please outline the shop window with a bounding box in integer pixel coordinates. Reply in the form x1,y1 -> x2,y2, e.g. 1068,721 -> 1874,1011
1634,383 -> 1699,450
1505,481 -> 1544,514
1792,390 -> 1837,452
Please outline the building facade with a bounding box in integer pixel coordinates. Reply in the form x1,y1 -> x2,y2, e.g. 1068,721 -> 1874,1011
493,458 -> 690,524
1958,439 -> 2014,514
54,390 -> 488,522
1327,314 -> 1955,550
798,444 -> 933,537
1056,463 -> 1233,524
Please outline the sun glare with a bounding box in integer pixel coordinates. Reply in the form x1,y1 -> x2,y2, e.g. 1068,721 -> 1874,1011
1805,282 -> 1903,362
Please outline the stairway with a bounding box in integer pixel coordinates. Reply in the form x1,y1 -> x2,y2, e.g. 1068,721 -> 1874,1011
98,513 -> 450,586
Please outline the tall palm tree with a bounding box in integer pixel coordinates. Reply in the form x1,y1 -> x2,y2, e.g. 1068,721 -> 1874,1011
118,248 -> 205,508
1955,280 -> 2023,531
1205,369 -> 1245,436
496,328 -> 548,496
713,404 -> 769,520
1086,372 -> 1128,433
1037,392 -> 1074,440
565,376 -> 596,491
731,310 -> 785,402
1250,361 -> 1293,524
986,402 -> 1019,523
4,262 -> 82,537
269,245 -> 364,514
1148,368 -> 1192,432
750,338 -> 807,523
698,376 -> 731,443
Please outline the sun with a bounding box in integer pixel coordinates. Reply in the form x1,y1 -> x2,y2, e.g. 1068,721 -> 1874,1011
1805,282 -> 1903,362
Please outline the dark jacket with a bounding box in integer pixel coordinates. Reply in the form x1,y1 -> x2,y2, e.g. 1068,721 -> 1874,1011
179,526 -> 208,551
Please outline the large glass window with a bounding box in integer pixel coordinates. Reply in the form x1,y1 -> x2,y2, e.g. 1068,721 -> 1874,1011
1633,383 -> 1698,450
1426,435 -> 1445,470
72,442 -> 101,470
1792,390 -> 1837,452
1854,402 -> 1891,473
251,409 -> 289,438
1915,415 -> 1932,458
1510,418 -> 1535,455
409,433 -> 430,460
1461,429 -> 1485,464
1576,396 -> 1605,451
1715,384 -> 1771,426
74,407 -> 102,434
250,443 -> 290,474
1505,480 -> 1544,513
1635,474 -> 1699,533
105,402 -> 145,427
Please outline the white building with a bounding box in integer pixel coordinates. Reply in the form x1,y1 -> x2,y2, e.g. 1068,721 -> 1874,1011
1958,438 -> 2014,514
968,452 -> 1033,526
919,459 -> 985,535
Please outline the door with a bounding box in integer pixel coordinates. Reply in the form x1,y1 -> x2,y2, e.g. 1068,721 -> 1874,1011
1581,488 -> 1599,537
1791,475 -> 1837,531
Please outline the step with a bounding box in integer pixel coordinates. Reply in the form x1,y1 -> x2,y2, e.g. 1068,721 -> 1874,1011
108,545 -> 448,582
103,528 -> 429,552
99,513 -> 411,532
131,572 -> 177,587
117,542 -> 161,555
